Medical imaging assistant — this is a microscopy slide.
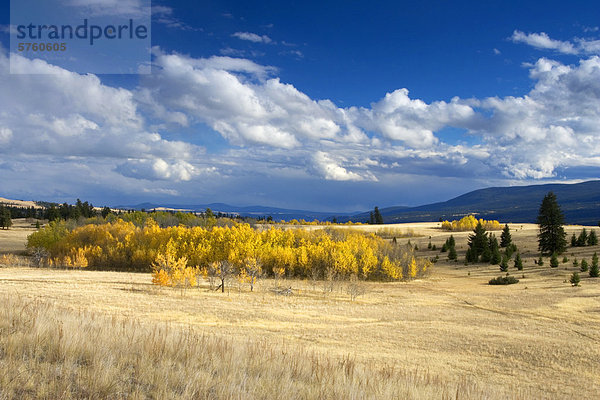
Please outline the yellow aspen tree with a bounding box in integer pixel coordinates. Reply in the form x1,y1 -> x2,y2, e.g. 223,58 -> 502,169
408,256 -> 418,278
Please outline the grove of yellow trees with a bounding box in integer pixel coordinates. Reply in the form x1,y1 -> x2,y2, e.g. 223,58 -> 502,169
441,215 -> 501,231
28,219 -> 430,286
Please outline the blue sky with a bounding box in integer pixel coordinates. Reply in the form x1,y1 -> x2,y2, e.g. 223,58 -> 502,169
1,0 -> 600,212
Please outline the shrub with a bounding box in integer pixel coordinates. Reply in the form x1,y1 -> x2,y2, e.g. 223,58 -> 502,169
489,275 -> 519,285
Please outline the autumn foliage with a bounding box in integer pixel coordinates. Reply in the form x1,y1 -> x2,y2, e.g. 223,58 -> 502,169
27,219 -> 430,284
441,215 -> 501,232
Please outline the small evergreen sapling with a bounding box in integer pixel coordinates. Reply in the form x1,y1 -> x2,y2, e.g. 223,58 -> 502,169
448,235 -> 456,247
550,252 -> 559,268
570,272 -> 580,286
514,253 -> 523,271
580,259 -> 588,272
590,253 -> 599,278
448,245 -> 457,261
500,256 -> 509,272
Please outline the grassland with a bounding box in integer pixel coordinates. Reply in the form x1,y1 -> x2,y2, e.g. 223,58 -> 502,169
1,220 -> 599,399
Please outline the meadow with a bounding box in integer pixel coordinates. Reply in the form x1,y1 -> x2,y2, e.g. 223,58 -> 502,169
1,220 -> 599,399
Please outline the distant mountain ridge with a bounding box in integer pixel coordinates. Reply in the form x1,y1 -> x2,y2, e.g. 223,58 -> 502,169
345,180 -> 600,225
5,180 -> 599,225
118,202 -> 354,221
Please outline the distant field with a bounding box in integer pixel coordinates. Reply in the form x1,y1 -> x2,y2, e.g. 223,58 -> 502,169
0,219 -> 37,254
1,221 -> 599,398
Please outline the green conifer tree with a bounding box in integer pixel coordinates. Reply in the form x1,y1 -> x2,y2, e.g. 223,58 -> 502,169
589,257 -> 599,278
550,252 -> 559,268
588,230 -> 598,246
570,272 -> 580,286
514,253 -> 523,271
448,245 -> 457,261
499,256 -> 509,272
577,228 -> 588,247
500,224 -> 512,248
467,222 -> 488,263
537,192 -> 567,255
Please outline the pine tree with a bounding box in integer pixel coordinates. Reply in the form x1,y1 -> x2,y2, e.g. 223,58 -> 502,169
537,192 -> 567,255
550,252 -> 559,268
570,272 -> 580,286
489,235 -> 501,264
577,228 -> 588,247
101,206 -> 112,219
448,235 -> 456,247
588,230 -> 598,246
580,259 -> 588,272
500,224 -> 512,248
589,255 -> 599,278
514,253 -> 523,270
571,233 -> 577,247
373,207 -> 384,224
491,247 -> 502,265
506,243 -> 518,259
0,206 -> 11,230
448,245 -> 457,261
591,253 -> 599,277
499,256 -> 509,272
369,212 -> 375,225
466,222 -> 488,263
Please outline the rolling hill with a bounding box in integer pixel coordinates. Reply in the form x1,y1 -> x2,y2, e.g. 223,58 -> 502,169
346,180 -> 600,225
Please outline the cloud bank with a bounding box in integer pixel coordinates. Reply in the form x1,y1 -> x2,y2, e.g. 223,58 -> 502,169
2,30 -> 600,207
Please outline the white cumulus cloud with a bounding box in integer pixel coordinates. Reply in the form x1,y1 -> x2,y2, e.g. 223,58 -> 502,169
232,32 -> 272,44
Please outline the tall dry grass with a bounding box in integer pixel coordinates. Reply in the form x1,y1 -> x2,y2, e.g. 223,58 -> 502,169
0,294 -> 512,400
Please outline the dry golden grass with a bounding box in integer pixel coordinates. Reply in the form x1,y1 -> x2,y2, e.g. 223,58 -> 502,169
1,293 -> 501,400
1,222 -> 599,398
0,218 -> 38,254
